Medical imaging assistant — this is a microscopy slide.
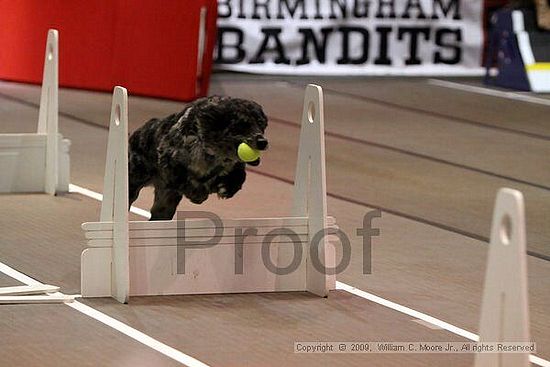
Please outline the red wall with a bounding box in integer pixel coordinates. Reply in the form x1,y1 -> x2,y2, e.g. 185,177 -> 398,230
0,0 -> 217,101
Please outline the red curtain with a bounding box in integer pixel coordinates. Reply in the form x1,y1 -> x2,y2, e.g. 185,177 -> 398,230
0,0 -> 217,101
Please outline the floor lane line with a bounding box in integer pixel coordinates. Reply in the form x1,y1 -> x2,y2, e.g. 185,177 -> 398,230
0,260 -> 209,366
66,300 -> 211,367
428,79 -> 550,107
69,184 -> 151,219
335,282 -> 478,340
0,262 -> 42,286
337,282 -> 550,367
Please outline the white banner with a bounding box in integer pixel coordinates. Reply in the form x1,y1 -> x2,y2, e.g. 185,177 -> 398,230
215,0 -> 484,75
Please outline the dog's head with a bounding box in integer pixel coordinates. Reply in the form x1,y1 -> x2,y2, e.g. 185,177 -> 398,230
192,96 -> 268,166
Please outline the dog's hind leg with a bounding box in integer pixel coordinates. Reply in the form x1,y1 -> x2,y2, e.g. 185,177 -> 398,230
128,154 -> 151,207
129,184 -> 141,207
150,186 -> 182,220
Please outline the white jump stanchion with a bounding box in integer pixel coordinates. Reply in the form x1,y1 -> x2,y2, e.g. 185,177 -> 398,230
38,29 -> 59,195
291,85 -> 333,297
0,29 -> 70,194
475,188 -> 530,367
100,86 -> 130,304
81,84 -> 337,303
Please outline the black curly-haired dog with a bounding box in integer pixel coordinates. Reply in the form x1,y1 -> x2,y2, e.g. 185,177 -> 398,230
128,96 -> 268,220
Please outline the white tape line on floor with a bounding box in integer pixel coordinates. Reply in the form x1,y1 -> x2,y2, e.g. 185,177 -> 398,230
338,281 -> 550,367
335,282 -> 479,340
69,184 -> 151,219
0,260 -> 209,366
428,79 -> 550,107
66,300 -> 211,367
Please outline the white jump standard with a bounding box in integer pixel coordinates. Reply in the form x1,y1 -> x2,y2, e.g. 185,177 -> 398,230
475,188 -> 531,367
0,29 -> 70,194
81,85 -> 336,303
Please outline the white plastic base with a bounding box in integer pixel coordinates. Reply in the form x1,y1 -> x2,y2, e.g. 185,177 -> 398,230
0,135 -> 70,193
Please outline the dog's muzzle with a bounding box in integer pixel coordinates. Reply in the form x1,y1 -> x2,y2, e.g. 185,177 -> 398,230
244,135 -> 267,166
255,136 -> 268,151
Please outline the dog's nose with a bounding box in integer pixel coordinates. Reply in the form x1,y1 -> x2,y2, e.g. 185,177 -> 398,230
256,136 -> 268,150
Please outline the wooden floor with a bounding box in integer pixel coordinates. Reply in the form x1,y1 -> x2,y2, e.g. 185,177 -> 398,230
0,74 -> 548,366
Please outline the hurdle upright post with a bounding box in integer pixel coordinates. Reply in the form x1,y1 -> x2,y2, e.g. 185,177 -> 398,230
99,86 -> 130,304
475,188 -> 530,367
291,84 -> 331,297
37,29 -> 59,195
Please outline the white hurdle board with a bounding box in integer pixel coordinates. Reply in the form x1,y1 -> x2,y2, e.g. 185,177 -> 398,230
0,284 -> 71,305
81,84 -> 336,303
475,188 -> 530,367
0,29 -> 70,194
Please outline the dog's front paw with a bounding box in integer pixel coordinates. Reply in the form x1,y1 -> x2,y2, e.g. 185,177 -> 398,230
187,187 -> 209,204
217,183 -> 240,199
217,184 -> 230,199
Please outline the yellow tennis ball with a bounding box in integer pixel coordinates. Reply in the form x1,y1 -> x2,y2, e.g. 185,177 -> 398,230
237,142 -> 261,162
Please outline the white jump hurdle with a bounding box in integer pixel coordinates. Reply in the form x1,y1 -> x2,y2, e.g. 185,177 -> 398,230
0,284 -> 75,305
0,29 -> 70,194
475,188 -> 530,367
81,85 -> 336,303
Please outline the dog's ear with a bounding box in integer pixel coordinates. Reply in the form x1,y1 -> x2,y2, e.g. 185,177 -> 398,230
252,103 -> 268,131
